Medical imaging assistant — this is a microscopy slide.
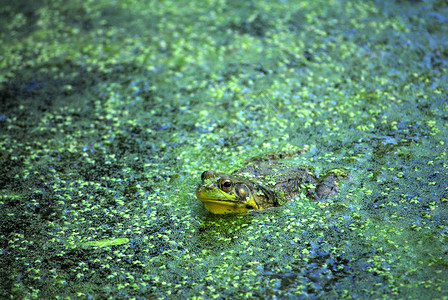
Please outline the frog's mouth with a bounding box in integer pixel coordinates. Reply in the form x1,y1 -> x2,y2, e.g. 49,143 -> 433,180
196,188 -> 258,214
195,188 -> 240,204
200,199 -> 255,214
197,197 -> 239,205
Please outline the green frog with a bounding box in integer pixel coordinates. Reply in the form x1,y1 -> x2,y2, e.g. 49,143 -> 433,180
196,153 -> 347,214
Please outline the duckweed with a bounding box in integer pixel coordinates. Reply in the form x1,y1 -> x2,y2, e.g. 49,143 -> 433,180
1,0 -> 448,298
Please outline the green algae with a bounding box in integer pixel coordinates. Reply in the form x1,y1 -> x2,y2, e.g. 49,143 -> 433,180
1,0 -> 448,298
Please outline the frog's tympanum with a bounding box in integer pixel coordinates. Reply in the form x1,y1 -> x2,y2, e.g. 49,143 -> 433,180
196,156 -> 347,214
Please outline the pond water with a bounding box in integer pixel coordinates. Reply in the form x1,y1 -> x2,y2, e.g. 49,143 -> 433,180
1,0 -> 447,298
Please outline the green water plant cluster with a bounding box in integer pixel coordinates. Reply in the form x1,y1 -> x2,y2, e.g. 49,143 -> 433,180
1,0 -> 447,298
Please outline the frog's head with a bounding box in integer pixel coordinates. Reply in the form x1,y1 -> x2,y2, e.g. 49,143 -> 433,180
196,170 -> 259,214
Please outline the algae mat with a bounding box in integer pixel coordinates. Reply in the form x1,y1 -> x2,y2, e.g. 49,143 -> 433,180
1,0 -> 447,298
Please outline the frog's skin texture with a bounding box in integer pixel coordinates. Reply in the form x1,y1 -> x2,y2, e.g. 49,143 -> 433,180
196,160 -> 347,214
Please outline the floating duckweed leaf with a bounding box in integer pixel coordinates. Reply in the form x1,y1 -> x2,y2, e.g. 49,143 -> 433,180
79,238 -> 130,247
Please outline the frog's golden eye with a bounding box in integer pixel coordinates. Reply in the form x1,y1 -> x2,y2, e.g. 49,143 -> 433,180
201,170 -> 215,181
220,179 -> 232,192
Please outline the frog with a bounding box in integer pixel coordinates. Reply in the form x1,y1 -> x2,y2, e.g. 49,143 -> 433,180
196,152 -> 347,214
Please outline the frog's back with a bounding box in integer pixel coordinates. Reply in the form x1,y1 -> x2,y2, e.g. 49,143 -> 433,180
233,162 -> 318,202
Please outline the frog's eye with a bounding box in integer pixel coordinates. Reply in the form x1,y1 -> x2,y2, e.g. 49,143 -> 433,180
235,183 -> 250,199
201,170 -> 215,181
220,179 -> 233,192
